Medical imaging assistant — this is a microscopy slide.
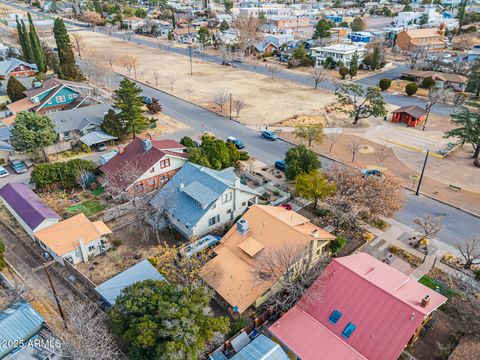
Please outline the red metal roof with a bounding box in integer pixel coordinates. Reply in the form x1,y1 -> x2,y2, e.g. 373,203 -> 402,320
269,253 -> 447,360
99,137 -> 187,191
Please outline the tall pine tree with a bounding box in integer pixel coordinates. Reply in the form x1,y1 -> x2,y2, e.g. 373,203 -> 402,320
28,13 -> 47,73
7,76 -> 27,102
21,19 -> 34,63
16,16 -> 33,63
53,18 -> 84,81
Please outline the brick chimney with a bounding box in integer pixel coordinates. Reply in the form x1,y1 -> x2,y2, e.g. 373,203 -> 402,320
118,144 -> 124,154
420,294 -> 431,308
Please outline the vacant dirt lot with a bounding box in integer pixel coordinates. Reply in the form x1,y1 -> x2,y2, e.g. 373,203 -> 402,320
78,31 -> 337,126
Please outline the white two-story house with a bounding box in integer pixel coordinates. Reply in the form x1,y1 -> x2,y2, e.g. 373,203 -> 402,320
150,162 -> 260,240
311,43 -> 366,67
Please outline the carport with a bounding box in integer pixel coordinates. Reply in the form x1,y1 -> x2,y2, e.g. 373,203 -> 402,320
79,130 -> 117,148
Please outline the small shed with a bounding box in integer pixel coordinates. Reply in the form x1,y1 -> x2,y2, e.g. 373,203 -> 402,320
94,259 -> 165,307
391,105 -> 428,127
0,183 -> 60,238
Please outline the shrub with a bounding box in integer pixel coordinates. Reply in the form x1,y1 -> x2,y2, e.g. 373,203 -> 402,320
372,219 -> 389,231
420,76 -> 435,89
239,151 -> 249,161
314,208 -> 331,217
230,317 -> 249,335
378,78 -> 391,91
363,232 -> 375,242
330,236 -> 346,253
405,83 -> 418,96
112,239 -> 123,247
443,253 -> 456,262
180,136 -> 196,148
339,66 -> 349,80
475,269 -> 480,281
419,238 -> 429,247
389,245 -> 422,267
30,159 -> 97,190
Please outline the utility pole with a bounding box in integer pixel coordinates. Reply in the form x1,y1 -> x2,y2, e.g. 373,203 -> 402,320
189,45 -> 193,75
416,149 -> 429,196
32,260 -> 67,329
229,93 -> 232,120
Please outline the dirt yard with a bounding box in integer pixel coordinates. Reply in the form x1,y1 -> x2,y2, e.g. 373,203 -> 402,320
78,31 -> 337,126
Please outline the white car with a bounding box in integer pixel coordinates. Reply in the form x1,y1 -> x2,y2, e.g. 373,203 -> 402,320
0,166 -> 9,177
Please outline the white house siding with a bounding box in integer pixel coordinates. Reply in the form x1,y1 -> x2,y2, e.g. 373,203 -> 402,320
57,239 -> 104,265
130,155 -> 186,189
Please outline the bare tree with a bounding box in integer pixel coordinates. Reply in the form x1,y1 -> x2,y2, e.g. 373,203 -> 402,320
77,169 -> 92,191
168,73 -> 176,92
375,145 -> 391,167
233,99 -> 247,118
403,48 -> 426,70
70,33 -> 84,59
53,300 -> 122,360
349,139 -> 362,163
252,244 -> 329,315
214,89 -> 229,112
457,237 -> 480,270
153,71 -> 160,87
309,66 -> 327,90
325,132 -> 340,154
267,64 -> 277,79
414,214 -> 442,241
451,92 -> 468,113
422,88 -> 452,131
232,13 -> 263,57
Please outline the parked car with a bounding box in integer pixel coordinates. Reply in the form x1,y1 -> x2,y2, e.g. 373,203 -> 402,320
261,130 -> 277,141
193,48 -> 203,54
226,136 -> 245,149
10,160 -> 27,174
142,96 -> 152,104
222,60 -> 232,66
233,57 -> 243,63
274,160 -> 286,171
0,166 -> 9,177
361,169 -> 383,177
280,203 -> 292,210
178,235 -> 221,259
96,143 -> 107,152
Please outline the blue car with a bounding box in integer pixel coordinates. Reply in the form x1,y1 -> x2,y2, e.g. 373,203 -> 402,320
361,169 -> 383,177
227,136 -> 245,149
261,130 -> 277,141
11,160 -> 27,174
274,160 -> 286,171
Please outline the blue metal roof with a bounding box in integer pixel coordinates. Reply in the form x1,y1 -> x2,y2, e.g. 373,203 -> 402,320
94,259 -> 165,307
0,301 -> 44,358
231,334 -> 289,360
0,126 -> 11,142
182,181 -> 221,209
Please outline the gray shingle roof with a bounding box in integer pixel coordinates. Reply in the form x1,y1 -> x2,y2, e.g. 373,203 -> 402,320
47,103 -> 112,134
150,163 -> 259,228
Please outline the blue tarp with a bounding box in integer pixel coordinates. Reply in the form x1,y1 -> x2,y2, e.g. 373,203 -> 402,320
94,259 -> 165,307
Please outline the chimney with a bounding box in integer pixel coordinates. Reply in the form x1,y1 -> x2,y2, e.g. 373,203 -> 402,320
420,294 -> 431,308
118,144 -> 124,154
312,229 -> 319,238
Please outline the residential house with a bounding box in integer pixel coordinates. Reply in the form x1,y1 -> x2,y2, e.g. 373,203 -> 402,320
348,31 -> 375,43
95,259 -> 165,307
0,136 -> 13,162
467,44 -> 480,63
247,40 -> 279,56
395,25 -> 447,52
264,34 -> 294,49
401,70 -> 467,91
209,334 -> 289,360
4,78 -> 99,124
99,137 -> 187,195
391,105 -> 428,127
122,16 -> 145,30
0,183 -> 60,238
173,27 -> 198,44
0,58 -> 38,78
200,205 -> 335,314
34,213 -> 112,265
47,102 -> 116,146
150,162 -> 260,240
0,301 -> 60,359
269,253 -> 447,360
266,16 -> 311,35
311,43 -> 366,67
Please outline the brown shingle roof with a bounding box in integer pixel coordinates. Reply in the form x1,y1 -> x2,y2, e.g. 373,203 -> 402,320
6,97 -> 35,113
449,335 -> 480,360
392,105 -> 427,119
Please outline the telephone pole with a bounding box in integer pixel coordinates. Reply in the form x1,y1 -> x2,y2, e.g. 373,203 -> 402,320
229,93 -> 232,120
416,149 -> 430,196
32,260 -> 67,329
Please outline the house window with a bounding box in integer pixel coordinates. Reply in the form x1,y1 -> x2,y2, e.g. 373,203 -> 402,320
160,159 -> 170,168
73,94 -> 78,98
68,94 -> 73,99
150,167 -> 155,173
47,100 -> 52,105
208,214 -> 220,226
241,201 -> 246,207
88,245 -> 95,252
342,322 -> 356,339
222,192 -> 232,203
56,95 -> 66,103
328,310 -> 342,325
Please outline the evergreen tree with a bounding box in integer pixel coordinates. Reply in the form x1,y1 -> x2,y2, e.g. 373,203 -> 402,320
93,0 -> 103,16
17,18 -> 34,63
53,18 -> 84,81
101,109 -> 125,139
111,78 -> 148,138
28,13 -> 47,73
7,76 -> 27,102
349,51 -> 359,79
313,19 -> 331,40
466,61 -> 480,97
16,16 -> 28,61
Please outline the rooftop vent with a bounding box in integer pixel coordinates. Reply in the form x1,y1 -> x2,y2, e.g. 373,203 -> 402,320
237,219 -> 250,236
